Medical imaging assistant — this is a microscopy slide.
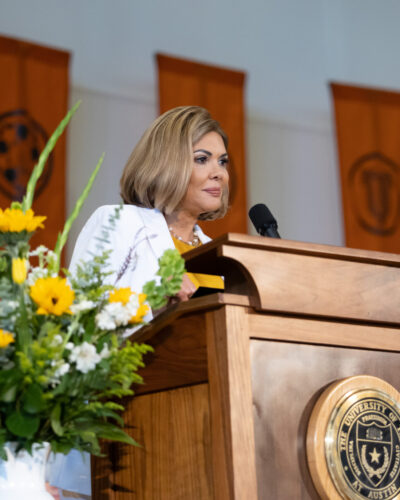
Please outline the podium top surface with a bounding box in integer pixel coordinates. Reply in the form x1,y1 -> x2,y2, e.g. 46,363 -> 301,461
185,233 -> 400,267
182,233 -> 400,325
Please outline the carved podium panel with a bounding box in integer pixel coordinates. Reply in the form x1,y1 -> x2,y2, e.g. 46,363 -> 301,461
92,234 -> 400,499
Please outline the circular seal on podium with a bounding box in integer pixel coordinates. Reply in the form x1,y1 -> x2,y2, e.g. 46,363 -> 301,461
307,376 -> 400,500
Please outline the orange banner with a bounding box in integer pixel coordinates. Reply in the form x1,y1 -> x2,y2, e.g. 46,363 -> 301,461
331,82 -> 400,253
0,35 -> 69,252
157,53 -> 247,238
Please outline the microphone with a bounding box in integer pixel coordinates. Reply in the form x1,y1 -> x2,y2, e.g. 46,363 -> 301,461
249,204 -> 281,238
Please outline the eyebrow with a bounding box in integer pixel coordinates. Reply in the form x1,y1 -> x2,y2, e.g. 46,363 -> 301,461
194,149 -> 228,158
194,149 -> 211,156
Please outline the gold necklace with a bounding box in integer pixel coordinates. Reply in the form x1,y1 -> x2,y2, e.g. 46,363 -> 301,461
168,226 -> 200,246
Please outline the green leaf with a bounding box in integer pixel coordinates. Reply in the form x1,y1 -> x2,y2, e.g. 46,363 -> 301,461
6,411 -> 39,438
0,256 -> 7,273
50,440 -> 72,455
73,420 -> 137,446
50,403 -> 64,436
92,423 -> 138,446
0,385 -> 18,403
91,408 -> 124,426
15,291 -> 31,353
76,430 -> 99,449
0,428 -> 8,444
82,315 -> 96,341
0,369 -> 21,403
22,384 -> 46,414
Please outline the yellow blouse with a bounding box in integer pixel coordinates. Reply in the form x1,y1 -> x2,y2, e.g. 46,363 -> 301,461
172,237 -> 224,290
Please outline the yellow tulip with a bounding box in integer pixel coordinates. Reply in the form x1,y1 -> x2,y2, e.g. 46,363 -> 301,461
12,258 -> 28,284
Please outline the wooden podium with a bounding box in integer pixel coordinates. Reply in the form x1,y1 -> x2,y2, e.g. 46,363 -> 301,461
92,234 -> 400,499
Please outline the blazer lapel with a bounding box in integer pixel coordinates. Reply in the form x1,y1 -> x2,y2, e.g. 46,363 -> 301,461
136,206 -> 212,256
196,224 -> 211,244
136,207 -> 175,260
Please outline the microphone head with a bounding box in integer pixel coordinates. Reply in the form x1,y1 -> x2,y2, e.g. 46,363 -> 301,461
249,203 -> 276,228
248,203 -> 280,238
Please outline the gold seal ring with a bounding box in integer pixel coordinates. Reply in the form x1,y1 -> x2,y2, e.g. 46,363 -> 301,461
307,375 -> 400,500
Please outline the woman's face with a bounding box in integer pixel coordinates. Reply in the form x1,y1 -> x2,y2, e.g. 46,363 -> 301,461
180,131 -> 229,218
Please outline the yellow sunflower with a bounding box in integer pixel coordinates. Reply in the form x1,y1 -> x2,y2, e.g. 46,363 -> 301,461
30,277 -> 75,315
0,208 -> 46,233
0,329 -> 15,348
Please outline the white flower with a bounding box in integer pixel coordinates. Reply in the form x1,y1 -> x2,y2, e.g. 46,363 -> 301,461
65,342 -> 74,350
95,302 -> 132,330
53,334 -> 63,345
100,344 -> 110,359
69,342 -> 101,374
27,266 -> 47,286
70,300 -> 96,314
109,302 -> 132,325
28,245 -> 49,257
55,361 -> 70,377
6,300 -> 18,308
49,360 -> 70,386
126,294 -> 141,315
0,299 -> 19,315
96,309 -> 117,330
45,250 -> 57,262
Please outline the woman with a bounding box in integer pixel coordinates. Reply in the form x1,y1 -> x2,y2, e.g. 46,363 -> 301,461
70,105 -> 229,304
49,106 -> 229,499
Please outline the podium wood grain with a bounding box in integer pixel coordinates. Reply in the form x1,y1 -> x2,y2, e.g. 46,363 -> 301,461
206,306 -> 258,499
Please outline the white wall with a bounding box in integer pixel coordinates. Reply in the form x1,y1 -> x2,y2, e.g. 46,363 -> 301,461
0,0 -> 331,124
66,87 -> 156,257
2,0 -> 400,257
247,117 -> 342,245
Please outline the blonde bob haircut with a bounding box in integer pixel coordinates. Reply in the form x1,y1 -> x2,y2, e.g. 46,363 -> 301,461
120,106 -> 229,220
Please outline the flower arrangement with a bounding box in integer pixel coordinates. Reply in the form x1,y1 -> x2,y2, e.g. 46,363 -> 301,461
0,103 -> 185,458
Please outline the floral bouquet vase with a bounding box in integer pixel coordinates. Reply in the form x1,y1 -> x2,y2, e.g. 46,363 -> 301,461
0,442 -> 52,499
0,103 -> 185,498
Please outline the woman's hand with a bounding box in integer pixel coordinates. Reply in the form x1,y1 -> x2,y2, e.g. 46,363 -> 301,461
174,273 -> 197,302
45,482 -> 60,500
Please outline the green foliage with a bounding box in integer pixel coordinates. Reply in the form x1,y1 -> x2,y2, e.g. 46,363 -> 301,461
5,411 -> 39,438
0,232 -> 31,248
0,104 -> 186,461
143,249 -> 185,309
0,228 -> 182,460
22,384 -> 46,414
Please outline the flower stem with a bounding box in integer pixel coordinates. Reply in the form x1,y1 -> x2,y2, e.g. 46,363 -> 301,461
16,289 -> 31,354
22,101 -> 81,212
53,153 -> 105,273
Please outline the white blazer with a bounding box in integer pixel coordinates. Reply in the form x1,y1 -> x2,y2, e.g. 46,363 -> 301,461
69,204 -> 211,298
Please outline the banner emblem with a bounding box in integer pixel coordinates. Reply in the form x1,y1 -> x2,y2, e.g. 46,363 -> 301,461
0,109 -> 53,202
349,152 -> 400,236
